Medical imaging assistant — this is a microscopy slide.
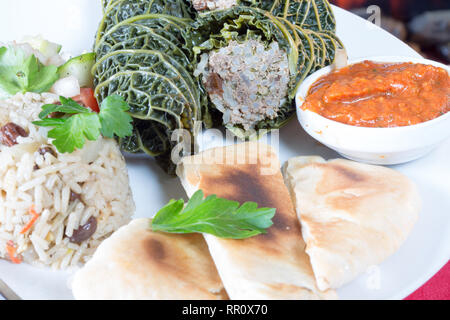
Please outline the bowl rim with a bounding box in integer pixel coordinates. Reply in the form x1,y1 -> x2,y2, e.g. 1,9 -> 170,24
295,55 -> 450,131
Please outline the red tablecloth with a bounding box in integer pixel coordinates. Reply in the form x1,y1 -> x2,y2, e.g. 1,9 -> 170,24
405,260 -> 450,300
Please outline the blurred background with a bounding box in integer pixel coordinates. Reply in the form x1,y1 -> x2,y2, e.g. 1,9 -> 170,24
329,0 -> 450,64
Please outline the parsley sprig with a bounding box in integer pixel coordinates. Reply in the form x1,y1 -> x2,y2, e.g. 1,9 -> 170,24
151,190 -> 276,239
33,95 -> 133,153
0,46 -> 59,98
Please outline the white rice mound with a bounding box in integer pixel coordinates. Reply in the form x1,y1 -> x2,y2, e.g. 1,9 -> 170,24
0,92 -> 135,269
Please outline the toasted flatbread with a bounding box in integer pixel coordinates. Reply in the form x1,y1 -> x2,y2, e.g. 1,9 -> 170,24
283,156 -> 421,290
71,218 -> 227,300
176,142 -> 337,300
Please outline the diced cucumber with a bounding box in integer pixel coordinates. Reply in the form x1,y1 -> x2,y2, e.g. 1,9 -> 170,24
58,52 -> 96,88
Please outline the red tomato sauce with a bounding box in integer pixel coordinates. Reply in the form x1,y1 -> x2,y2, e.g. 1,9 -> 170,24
301,61 -> 450,127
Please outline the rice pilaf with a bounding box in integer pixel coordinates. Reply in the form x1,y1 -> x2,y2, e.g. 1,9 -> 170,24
0,92 -> 135,269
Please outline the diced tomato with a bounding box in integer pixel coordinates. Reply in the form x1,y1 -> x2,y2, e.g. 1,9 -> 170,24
72,88 -> 100,113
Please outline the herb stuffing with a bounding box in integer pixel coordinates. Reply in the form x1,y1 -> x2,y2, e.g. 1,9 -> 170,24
33,94 -> 133,153
0,46 -> 59,99
151,190 -> 276,239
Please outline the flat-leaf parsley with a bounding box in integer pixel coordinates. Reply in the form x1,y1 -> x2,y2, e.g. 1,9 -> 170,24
0,46 -> 59,99
151,190 -> 276,239
33,95 -> 133,153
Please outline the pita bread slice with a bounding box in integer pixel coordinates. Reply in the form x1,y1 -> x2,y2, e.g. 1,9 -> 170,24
71,218 -> 227,300
283,156 -> 421,291
176,141 -> 337,300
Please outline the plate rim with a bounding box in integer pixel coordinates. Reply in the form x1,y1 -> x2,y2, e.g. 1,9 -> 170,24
0,1 -> 448,301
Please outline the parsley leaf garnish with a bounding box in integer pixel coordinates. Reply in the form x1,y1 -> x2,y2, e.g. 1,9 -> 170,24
151,190 -> 276,239
33,95 -> 133,153
0,46 -> 59,99
98,94 -> 133,138
38,96 -> 91,118
47,113 -> 101,153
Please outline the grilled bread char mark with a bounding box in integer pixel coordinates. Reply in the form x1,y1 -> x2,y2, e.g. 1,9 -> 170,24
177,141 -> 338,300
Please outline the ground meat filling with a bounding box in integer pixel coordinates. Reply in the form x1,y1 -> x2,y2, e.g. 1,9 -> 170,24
192,0 -> 237,11
197,40 -> 290,130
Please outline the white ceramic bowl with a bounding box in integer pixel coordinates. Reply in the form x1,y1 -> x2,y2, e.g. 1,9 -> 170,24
296,56 -> 450,165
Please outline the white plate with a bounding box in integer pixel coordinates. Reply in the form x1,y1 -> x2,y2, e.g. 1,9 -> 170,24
0,0 -> 449,300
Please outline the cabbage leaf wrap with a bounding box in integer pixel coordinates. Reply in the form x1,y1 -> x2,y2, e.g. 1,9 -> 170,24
93,1 -> 207,174
93,0 -> 343,172
96,0 -> 194,43
94,14 -> 193,65
93,48 -> 208,174
191,6 -> 343,139
238,0 -> 336,31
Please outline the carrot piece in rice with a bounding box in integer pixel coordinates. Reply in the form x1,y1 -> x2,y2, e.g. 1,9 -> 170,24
20,205 -> 40,234
6,240 -> 22,264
